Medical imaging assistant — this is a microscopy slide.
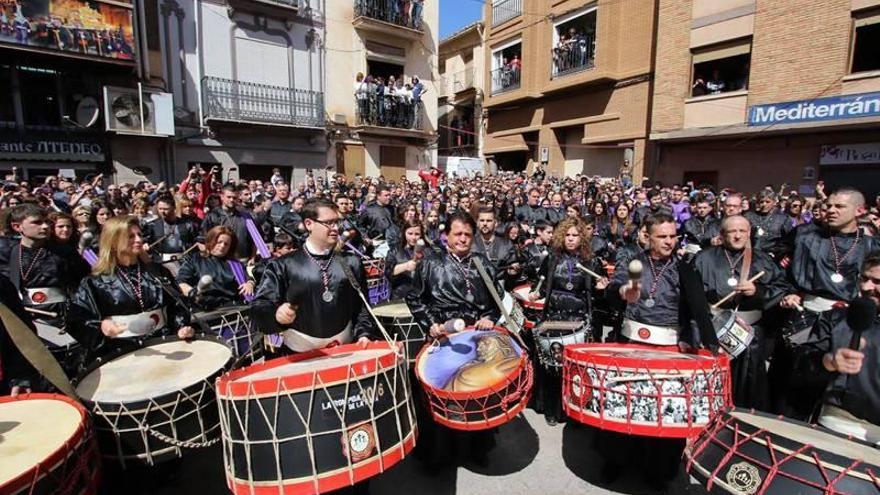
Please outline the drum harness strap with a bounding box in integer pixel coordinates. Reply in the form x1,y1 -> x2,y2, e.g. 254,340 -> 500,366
473,257 -> 530,351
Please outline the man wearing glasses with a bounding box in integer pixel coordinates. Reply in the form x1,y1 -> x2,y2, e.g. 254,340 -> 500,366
252,198 -> 374,353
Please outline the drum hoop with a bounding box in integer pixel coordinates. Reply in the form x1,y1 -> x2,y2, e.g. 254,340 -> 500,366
193,306 -> 251,322
513,284 -> 545,310
216,341 -> 401,397
414,326 -> 530,400
688,408 -> 880,485
0,393 -> 91,492
563,343 -> 730,371
74,334 -> 235,407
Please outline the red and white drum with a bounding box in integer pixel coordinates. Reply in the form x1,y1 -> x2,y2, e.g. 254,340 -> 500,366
512,284 -> 544,329
562,343 -> 731,438
686,409 -> 880,495
0,393 -> 101,495
215,342 -> 416,495
415,326 -> 534,431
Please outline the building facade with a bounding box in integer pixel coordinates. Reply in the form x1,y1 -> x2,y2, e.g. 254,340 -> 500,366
650,0 -> 880,198
438,22 -> 485,163
159,0 -> 326,185
324,0 -> 439,182
481,0 -> 656,180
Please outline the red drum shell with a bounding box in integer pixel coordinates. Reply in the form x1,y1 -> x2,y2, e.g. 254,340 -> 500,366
562,343 -> 731,438
414,326 -> 534,431
0,393 -> 101,495
512,284 -> 545,311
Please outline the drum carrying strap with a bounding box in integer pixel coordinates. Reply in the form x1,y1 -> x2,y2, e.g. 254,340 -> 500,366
335,258 -> 397,346
0,303 -> 77,398
473,257 -> 529,351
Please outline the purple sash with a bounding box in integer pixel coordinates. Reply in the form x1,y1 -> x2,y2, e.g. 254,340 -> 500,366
244,217 -> 271,259
82,249 -> 98,267
227,259 -> 254,302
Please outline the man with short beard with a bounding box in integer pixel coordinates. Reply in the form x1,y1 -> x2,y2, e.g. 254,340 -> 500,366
515,187 -> 548,234
143,196 -> 198,266
358,184 -> 395,241
745,190 -> 794,260
472,207 -> 520,285
681,195 -> 721,254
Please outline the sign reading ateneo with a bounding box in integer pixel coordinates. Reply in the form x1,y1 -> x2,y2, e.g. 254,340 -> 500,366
748,91 -> 880,126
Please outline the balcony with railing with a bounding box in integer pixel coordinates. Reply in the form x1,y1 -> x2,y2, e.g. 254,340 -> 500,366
492,0 -> 522,27
355,92 -> 426,136
353,0 -> 424,39
490,66 -> 521,95
227,0 -> 301,17
551,34 -> 596,78
202,76 -> 324,128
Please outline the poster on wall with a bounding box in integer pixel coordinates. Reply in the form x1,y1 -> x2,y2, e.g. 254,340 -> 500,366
0,0 -> 134,61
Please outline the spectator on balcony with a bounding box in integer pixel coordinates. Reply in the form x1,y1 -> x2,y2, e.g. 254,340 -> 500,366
692,73 -> 708,97
510,54 -> 522,72
374,76 -> 386,125
706,69 -> 726,94
411,75 -> 426,129
355,72 -> 371,125
401,0 -> 411,27
411,0 -> 423,29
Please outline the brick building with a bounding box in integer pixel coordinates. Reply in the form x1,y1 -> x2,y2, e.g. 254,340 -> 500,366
650,0 -> 880,198
481,0 -> 656,180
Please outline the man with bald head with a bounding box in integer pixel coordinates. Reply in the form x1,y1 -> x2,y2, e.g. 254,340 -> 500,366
771,188 -> 880,420
691,215 -> 786,410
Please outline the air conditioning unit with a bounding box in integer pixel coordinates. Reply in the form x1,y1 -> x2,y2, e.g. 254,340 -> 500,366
103,86 -> 175,137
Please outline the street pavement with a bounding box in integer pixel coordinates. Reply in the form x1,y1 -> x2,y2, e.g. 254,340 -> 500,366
134,408 -> 709,495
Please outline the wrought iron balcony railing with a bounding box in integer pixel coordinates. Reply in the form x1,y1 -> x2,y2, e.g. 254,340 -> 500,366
551,34 -> 596,78
490,66 -> 521,95
354,0 -> 424,31
202,76 -> 324,128
355,92 -> 425,131
492,0 -> 521,27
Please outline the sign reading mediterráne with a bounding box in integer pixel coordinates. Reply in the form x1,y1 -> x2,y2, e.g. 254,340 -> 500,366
748,91 -> 880,126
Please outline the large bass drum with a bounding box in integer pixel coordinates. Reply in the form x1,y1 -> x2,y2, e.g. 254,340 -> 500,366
75,335 -> 234,467
216,342 -> 416,495
0,393 -> 101,495
372,300 -> 426,366
686,409 -> 880,495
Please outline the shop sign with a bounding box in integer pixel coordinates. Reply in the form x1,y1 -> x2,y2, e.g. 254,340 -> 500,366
820,143 -> 880,166
748,92 -> 880,126
0,132 -> 106,162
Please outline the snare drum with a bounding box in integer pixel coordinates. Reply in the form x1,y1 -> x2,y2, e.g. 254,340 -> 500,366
562,343 -> 731,438
534,320 -> 590,370
415,327 -> 534,431
372,301 -> 426,366
216,342 -> 416,495
512,284 -> 544,329
193,305 -> 262,364
364,258 -> 390,305
35,320 -> 82,375
0,394 -> 100,495
75,335 -> 234,466
711,309 -> 755,358
686,409 -> 880,495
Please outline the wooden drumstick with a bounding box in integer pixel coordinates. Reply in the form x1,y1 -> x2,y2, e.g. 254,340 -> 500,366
147,233 -> 172,250
576,263 -> 604,280
710,271 -> 766,310
25,307 -> 58,318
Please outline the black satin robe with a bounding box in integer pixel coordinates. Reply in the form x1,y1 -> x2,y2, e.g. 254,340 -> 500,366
68,263 -> 191,365
142,217 -> 199,261
405,251 -> 501,330
515,204 -> 547,226
251,249 -> 374,341
0,275 -> 42,391
745,210 -> 794,259
202,206 -> 255,259
176,255 -> 248,310
358,202 -> 395,240
384,246 -> 418,300
537,251 -> 600,322
680,215 -> 721,249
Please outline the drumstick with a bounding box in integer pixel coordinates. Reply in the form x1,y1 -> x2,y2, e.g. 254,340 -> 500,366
710,271 -> 766,310
533,275 -> 546,294
147,233 -> 172,250
576,263 -> 604,280
25,307 -> 58,318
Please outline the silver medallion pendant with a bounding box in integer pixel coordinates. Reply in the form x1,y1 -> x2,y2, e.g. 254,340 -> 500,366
322,290 -> 334,303
727,277 -> 738,288
465,292 -> 475,303
644,298 -> 656,308
757,227 -> 765,237
831,272 -> 844,284
565,282 -> 574,291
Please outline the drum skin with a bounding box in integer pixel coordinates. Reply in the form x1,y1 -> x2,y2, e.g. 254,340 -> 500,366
686,409 -> 880,495
372,301 -> 426,367
414,327 -> 534,431
512,284 -> 544,329
562,343 -> 731,438
215,342 -> 416,495
0,393 -> 101,495
75,335 -> 234,466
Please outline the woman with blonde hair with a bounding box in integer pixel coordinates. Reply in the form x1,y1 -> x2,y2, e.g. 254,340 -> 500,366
69,216 -> 194,364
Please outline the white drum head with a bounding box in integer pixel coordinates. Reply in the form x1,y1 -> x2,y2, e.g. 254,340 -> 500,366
0,399 -> 82,485
35,321 -> 77,347
373,303 -> 411,319
575,344 -> 709,363
76,339 -> 232,403
731,411 -> 880,465
513,285 -> 544,304
240,348 -> 393,382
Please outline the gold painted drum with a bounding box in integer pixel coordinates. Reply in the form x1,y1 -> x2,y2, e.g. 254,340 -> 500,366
0,393 -> 100,495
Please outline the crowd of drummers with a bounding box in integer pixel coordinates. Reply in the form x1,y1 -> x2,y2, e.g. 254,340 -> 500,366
2,162 -> 880,493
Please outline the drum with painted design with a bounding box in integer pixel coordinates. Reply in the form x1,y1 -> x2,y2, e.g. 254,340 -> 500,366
711,309 -> 755,358
534,320 -> 591,370
215,342 -> 416,495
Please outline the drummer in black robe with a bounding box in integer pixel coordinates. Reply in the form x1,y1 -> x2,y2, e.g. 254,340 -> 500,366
0,274 -> 43,396
603,213 -> 714,488
68,216 -> 194,366
797,252 -> 880,444
251,198 -> 374,354
406,211 -> 502,467
142,196 -> 198,269
472,206 -> 520,289
680,195 -> 721,255
384,220 -> 426,300
335,194 -> 368,257
744,190 -> 794,261
177,225 -> 255,310
772,188 -> 880,420
515,188 -> 548,235
691,215 -> 786,410
530,217 -> 608,425
202,185 -> 256,259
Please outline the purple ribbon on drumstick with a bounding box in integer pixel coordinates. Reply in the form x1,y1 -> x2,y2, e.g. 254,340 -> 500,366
244,217 -> 271,259
227,259 -> 254,302
82,249 -> 98,267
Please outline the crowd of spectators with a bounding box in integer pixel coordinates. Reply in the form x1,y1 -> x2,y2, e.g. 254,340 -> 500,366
354,72 -> 427,129
552,26 -> 595,75
355,0 -> 425,30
